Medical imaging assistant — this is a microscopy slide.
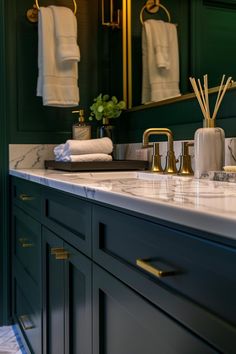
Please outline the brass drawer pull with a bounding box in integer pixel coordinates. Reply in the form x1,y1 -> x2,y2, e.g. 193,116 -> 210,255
19,193 -> 35,201
136,258 -> 177,278
19,315 -> 34,330
19,238 -> 34,248
51,247 -> 70,260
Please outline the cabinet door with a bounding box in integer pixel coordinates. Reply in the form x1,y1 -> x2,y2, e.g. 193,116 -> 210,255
64,243 -> 92,354
42,227 -> 92,354
42,227 -> 64,354
93,265 -> 219,354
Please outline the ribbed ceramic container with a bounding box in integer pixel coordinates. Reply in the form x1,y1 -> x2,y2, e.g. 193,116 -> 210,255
194,119 -> 225,179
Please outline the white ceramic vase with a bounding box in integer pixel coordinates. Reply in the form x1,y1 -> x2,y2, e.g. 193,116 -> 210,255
194,119 -> 225,179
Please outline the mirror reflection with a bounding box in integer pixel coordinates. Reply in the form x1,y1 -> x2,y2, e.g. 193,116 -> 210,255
126,0 -> 236,109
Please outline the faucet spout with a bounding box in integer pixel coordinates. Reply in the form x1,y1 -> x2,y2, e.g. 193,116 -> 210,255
142,128 -> 177,173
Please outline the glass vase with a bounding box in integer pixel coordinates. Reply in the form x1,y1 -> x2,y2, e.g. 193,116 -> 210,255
97,117 -> 115,143
194,119 -> 225,178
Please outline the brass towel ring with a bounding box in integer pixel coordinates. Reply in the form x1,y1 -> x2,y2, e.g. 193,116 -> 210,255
140,1 -> 171,24
26,0 -> 77,23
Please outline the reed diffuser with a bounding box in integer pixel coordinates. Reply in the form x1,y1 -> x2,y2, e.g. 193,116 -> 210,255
190,74 -> 232,178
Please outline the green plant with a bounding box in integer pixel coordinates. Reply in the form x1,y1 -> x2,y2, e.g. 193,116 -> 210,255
89,94 -> 126,121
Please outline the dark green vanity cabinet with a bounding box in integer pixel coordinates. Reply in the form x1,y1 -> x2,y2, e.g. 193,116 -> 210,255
11,177 -> 93,354
42,227 -> 92,354
12,197 -> 42,353
11,176 -> 236,354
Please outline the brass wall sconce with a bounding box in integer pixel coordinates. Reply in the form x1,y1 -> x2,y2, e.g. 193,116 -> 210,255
102,0 -> 121,29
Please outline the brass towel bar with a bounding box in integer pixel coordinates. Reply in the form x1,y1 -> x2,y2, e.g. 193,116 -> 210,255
140,0 -> 171,24
26,0 -> 77,23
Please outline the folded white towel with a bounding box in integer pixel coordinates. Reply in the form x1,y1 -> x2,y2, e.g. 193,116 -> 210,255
55,153 -> 113,162
63,137 -> 113,155
37,7 -> 79,107
51,6 -> 80,62
142,20 -> 181,104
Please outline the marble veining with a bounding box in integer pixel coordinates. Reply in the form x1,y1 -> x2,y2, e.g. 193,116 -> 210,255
9,144 -> 57,169
9,137 -> 236,172
10,168 -> 236,241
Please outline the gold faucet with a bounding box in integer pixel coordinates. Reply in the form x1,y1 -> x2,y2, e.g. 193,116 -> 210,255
142,128 -> 177,173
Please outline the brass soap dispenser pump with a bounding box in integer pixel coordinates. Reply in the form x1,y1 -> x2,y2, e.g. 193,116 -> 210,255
72,109 -> 91,140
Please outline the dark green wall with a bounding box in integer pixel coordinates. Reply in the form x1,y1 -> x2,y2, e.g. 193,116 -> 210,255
6,0 -> 99,144
116,88 -> 236,143
4,0 -> 236,145
0,0 -> 10,326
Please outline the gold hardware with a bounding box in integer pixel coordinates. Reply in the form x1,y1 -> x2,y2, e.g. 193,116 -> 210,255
26,4 -> 39,23
140,0 -> 171,25
142,128 -> 177,173
19,315 -> 34,330
151,143 -> 163,172
19,194 -> 34,201
51,247 -> 64,255
136,258 -> 177,278
203,118 -> 215,128
123,0 -> 128,107
51,247 -> 70,260
26,0 -> 77,23
102,0 -> 121,29
178,142 -> 194,176
19,238 -> 34,248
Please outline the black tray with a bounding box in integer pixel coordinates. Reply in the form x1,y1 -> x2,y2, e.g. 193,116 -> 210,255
44,160 -> 149,172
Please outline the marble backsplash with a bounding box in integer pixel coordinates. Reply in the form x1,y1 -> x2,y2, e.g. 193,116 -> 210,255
9,138 -> 236,170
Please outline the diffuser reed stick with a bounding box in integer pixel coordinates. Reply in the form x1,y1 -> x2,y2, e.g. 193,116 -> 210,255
190,74 -> 231,178
189,74 -> 232,124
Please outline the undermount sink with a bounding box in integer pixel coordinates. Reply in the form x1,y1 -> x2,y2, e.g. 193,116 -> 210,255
61,171 -> 193,181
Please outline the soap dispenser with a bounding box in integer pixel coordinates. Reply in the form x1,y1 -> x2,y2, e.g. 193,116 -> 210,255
72,109 -> 91,140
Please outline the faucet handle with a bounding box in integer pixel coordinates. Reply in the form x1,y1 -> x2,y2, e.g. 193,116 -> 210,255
178,142 -> 194,175
151,143 -> 163,172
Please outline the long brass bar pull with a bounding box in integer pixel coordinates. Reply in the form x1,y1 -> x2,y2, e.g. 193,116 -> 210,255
19,193 -> 34,202
51,248 -> 70,260
136,258 -> 177,278
19,315 -> 34,330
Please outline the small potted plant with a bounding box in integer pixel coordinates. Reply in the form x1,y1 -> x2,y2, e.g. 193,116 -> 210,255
89,93 -> 126,141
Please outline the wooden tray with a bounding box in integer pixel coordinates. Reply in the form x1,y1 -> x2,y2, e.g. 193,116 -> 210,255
44,160 -> 149,172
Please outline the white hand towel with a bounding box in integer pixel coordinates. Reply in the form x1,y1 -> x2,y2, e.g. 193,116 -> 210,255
142,20 -> 181,104
37,7 -> 79,107
149,20 -> 170,69
55,153 -> 113,162
51,6 -> 80,63
63,137 -> 113,155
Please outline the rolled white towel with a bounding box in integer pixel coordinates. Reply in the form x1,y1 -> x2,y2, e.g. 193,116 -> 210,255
64,137 -> 113,155
55,153 -> 113,162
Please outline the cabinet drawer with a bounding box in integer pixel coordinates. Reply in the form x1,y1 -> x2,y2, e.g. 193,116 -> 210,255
93,206 -> 236,328
13,207 -> 41,286
93,265 -> 218,354
12,177 -> 42,219
42,188 -> 92,256
14,278 -> 42,354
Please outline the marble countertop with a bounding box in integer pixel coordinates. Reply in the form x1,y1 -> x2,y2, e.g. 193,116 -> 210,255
10,168 -> 236,241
